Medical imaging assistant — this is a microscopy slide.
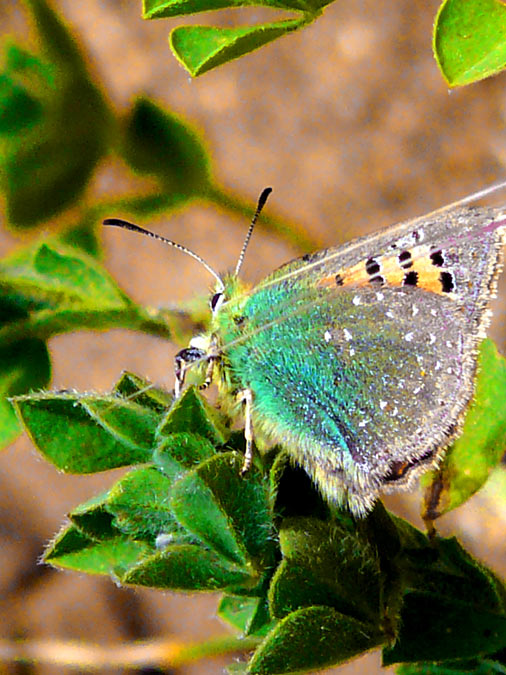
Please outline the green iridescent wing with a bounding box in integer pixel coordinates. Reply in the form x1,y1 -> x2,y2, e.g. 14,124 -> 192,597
216,206 -> 506,515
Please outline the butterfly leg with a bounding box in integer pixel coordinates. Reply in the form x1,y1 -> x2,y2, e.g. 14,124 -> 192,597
199,356 -> 216,391
174,346 -> 206,398
239,388 -> 254,474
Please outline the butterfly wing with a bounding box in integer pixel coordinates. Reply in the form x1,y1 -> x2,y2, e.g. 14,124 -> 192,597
217,206 -> 506,515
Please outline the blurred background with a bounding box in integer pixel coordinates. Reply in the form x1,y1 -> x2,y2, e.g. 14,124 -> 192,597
1,0 -> 506,672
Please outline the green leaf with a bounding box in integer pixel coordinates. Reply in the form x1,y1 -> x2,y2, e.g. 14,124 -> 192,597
397,660 -> 506,674
122,544 -> 252,590
58,218 -> 102,258
382,590 -> 506,665
0,240 -> 171,343
170,452 -> 276,570
69,493 -> 117,540
143,0 -> 321,18
218,594 -> 273,637
158,387 -> 229,445
105,466 -> 181,542
153,432 -> 217,480
248,605 -> 385,674
12,392 -> 159,473
403,537 -> 506,616
269,516 -> 382,626
1,0 -> 112,228
121,97 -> 210,194
422,339 -> 506,519
44,524 -> 151,576
170,18 -> 305,77
434,0 -> 506,87
0,240 -> 129,311
113,371 -> 173,414
0,337 -> 50,450
0,73 -> 43,133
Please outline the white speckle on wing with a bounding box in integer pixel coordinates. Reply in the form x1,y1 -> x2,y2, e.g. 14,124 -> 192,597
404,332 -> 414,342
412,305 -> 419,316
429,334 -> 436,345
343,328 -> 353,341
376,291 -> 384,301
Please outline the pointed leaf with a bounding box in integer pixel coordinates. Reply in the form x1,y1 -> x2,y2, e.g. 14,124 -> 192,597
44,524 -> 150,576
170,452 -> 276,569
158,387 -> 229,445
269,516 -> 382,625
122,544 -> 251,590
143,0 -> 319,18
170,19 -> 304,77
12,392 -> 159,473
0,240 -> 171,344
218,594 -> 273,637
1,241 -> 130,310
113,371 -> 173,413
70,492 -> 116,540
422,339 -> 506,519
249,605 -> 385,674
153,432 -> 216,480
105,466 -> 181,542
434,0 -> 506,87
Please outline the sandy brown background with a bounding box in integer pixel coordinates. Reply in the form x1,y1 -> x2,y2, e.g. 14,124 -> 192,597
1,0 -> 506,673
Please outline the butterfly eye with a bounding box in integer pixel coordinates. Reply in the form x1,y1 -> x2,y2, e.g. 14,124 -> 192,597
210,292 -> 224,312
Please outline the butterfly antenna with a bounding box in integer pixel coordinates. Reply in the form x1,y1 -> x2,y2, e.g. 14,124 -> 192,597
234,187 -> 273,278
103,218 -> 225,291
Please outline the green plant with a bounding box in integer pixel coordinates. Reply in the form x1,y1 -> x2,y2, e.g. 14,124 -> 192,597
2,0 -> 506,673
141,0 -> 506,84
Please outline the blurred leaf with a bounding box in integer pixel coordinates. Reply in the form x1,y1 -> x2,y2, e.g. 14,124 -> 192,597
248,605 -> 385,674
0,73 -> 43,133
0,240 -> 171,343
382,590 -> 506,665
121,97 -> 210,194
218,594 -> 273,637
422,339 -> 506,519
170,18 -> 304,77
58,219 -> 102,258
0,0 -> 112,227
397,661 -> 506,674
44,524 -> 151,575
12,392 -> 159,473
0,337 -> 50,449
434,0 -> 506,87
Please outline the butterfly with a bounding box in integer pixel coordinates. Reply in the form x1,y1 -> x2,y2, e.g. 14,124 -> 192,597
104,184 -> 506,516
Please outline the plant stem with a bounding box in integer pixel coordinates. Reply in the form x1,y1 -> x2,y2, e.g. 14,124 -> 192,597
0,634 -> 261,669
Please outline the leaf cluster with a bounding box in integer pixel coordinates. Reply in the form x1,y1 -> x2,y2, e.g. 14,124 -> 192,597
11,367 -> 506,674
142,0 -> 506,85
